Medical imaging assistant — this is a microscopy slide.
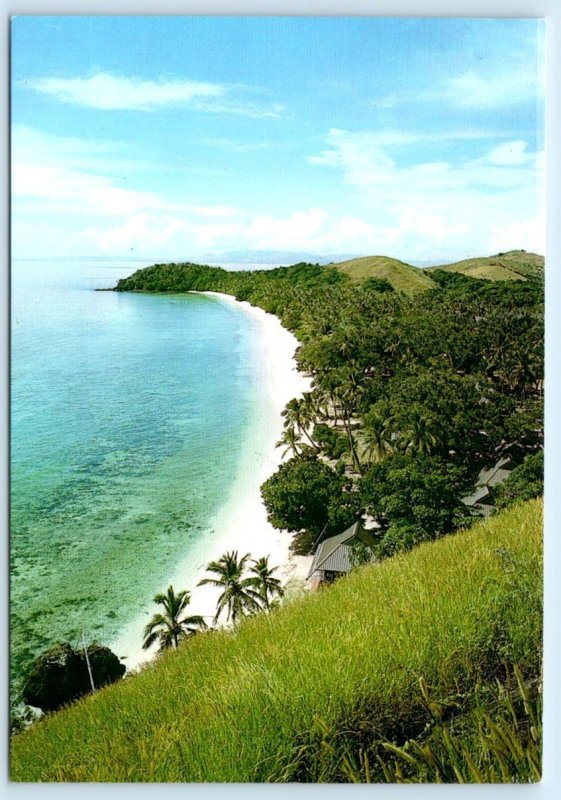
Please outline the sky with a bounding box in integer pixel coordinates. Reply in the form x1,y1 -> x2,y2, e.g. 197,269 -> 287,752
11,16 -> 545,263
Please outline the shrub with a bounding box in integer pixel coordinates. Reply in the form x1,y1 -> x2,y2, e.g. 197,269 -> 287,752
22,642 -> 126,712
494,450 -> 543,509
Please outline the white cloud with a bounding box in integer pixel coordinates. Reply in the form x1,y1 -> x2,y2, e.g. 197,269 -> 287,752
435,71 -> 538,109
13,162 -> 165,215
11,124 -> 544,263
10,126 -> 249,258
24,72 -> 223,111
197,137 -> 283,152
377,64 -> 543,111
305,128 -> 545,260
193,100 -> 286,119
77,207 -> 385,258
307,130 -> 543,194
84,213 -> 188,253
484,140 -> 531,166
22,71 -> 286,118
11,126 -> 245,221
488,216 -> 544,256
13,160 -> 245,221
316,128 -> 501,150
11,125 -> 161,183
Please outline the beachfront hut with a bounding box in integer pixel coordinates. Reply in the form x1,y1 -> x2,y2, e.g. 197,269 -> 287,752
461,456 -> 512,517
307,521 -> 376,590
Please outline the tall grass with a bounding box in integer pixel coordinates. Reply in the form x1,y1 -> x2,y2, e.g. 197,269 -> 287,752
308,666 -> 541,783
11,500 -> 542,782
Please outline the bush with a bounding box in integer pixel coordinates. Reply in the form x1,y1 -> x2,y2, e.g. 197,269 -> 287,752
22,642 -> 126,712
362,277 -> 394,293
494,450 -> 543,509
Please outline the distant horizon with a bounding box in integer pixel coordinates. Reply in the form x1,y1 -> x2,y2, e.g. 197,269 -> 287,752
11,245 -> 543,270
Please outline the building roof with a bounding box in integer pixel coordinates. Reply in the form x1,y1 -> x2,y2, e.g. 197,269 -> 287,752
461,485 -> 490,507
477,457 -> 511,487
313,543 -> 353,575
307,521 -> 375,579
461,457 -> 512,508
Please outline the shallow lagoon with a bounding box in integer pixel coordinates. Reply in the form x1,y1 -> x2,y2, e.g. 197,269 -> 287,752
11,260 -> 261,685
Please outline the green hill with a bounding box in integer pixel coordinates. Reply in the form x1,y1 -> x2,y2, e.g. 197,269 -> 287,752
426,250 -> 544,282
11,500 -> 542,783
330,255 -> 434,293
331,250 -> 544,290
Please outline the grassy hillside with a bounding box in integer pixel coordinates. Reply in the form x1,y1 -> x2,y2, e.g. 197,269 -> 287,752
11,500 -> 542,783
426,250 -> 544,282
330,255 -> 433,293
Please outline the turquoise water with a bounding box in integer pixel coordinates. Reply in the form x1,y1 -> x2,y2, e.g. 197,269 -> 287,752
10,261 -> 261,688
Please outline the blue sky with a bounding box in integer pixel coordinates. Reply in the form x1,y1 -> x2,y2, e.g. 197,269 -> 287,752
11,16 -> 544,262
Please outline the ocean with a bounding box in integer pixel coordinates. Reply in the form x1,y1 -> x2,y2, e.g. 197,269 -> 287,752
10,260 -> 265,688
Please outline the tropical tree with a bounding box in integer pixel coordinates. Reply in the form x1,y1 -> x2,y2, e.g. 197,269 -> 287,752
493,450 -> 543,509
261,449 -> 355,554
397,406 -> 439,456
282,397 -> 304,433
310,384 -> 331,421
500,346 -> 542,400
333,374 -> 363,472
360,410 -> 394,465
142,586 -> 207,652
300,392 -> 321,445
276,424 -> 301,458
315,369 -> 344,427
282,396 -> 319,452
360,453 -> 471,559
248,556 -> 285,610
198,551 -> 263,624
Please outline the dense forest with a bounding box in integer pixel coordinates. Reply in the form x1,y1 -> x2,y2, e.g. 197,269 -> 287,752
116,259 -> 544,556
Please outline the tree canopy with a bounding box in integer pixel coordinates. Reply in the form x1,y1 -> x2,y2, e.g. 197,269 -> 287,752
260,449 -> 359,553
360,453 -> 473,559
118,258 -> 543,558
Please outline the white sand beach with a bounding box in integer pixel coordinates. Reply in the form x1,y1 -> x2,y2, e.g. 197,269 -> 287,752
111,292 -> 313,671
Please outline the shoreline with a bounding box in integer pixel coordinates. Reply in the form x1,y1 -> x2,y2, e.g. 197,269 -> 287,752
111,291 -> 312,671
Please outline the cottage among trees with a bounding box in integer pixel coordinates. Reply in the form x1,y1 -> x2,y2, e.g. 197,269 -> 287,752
307,521 -> 376,589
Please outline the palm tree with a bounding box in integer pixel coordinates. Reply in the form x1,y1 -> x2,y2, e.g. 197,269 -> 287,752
334,370 -> 364,472
316,371 -> 342,427
360,411 -> 393,465
311,384 -> 331,422
197,551 -> 263,625
502,346 -> 542,400
299,391 -> 323,452
248,556 -> 284,610
276,425 -> 301,458
142,586 -> 207,652
398,407 -> 439,456
282,396 -> 320,452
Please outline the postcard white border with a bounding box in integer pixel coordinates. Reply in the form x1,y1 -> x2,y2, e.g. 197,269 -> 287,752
2,2 -> 559,799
